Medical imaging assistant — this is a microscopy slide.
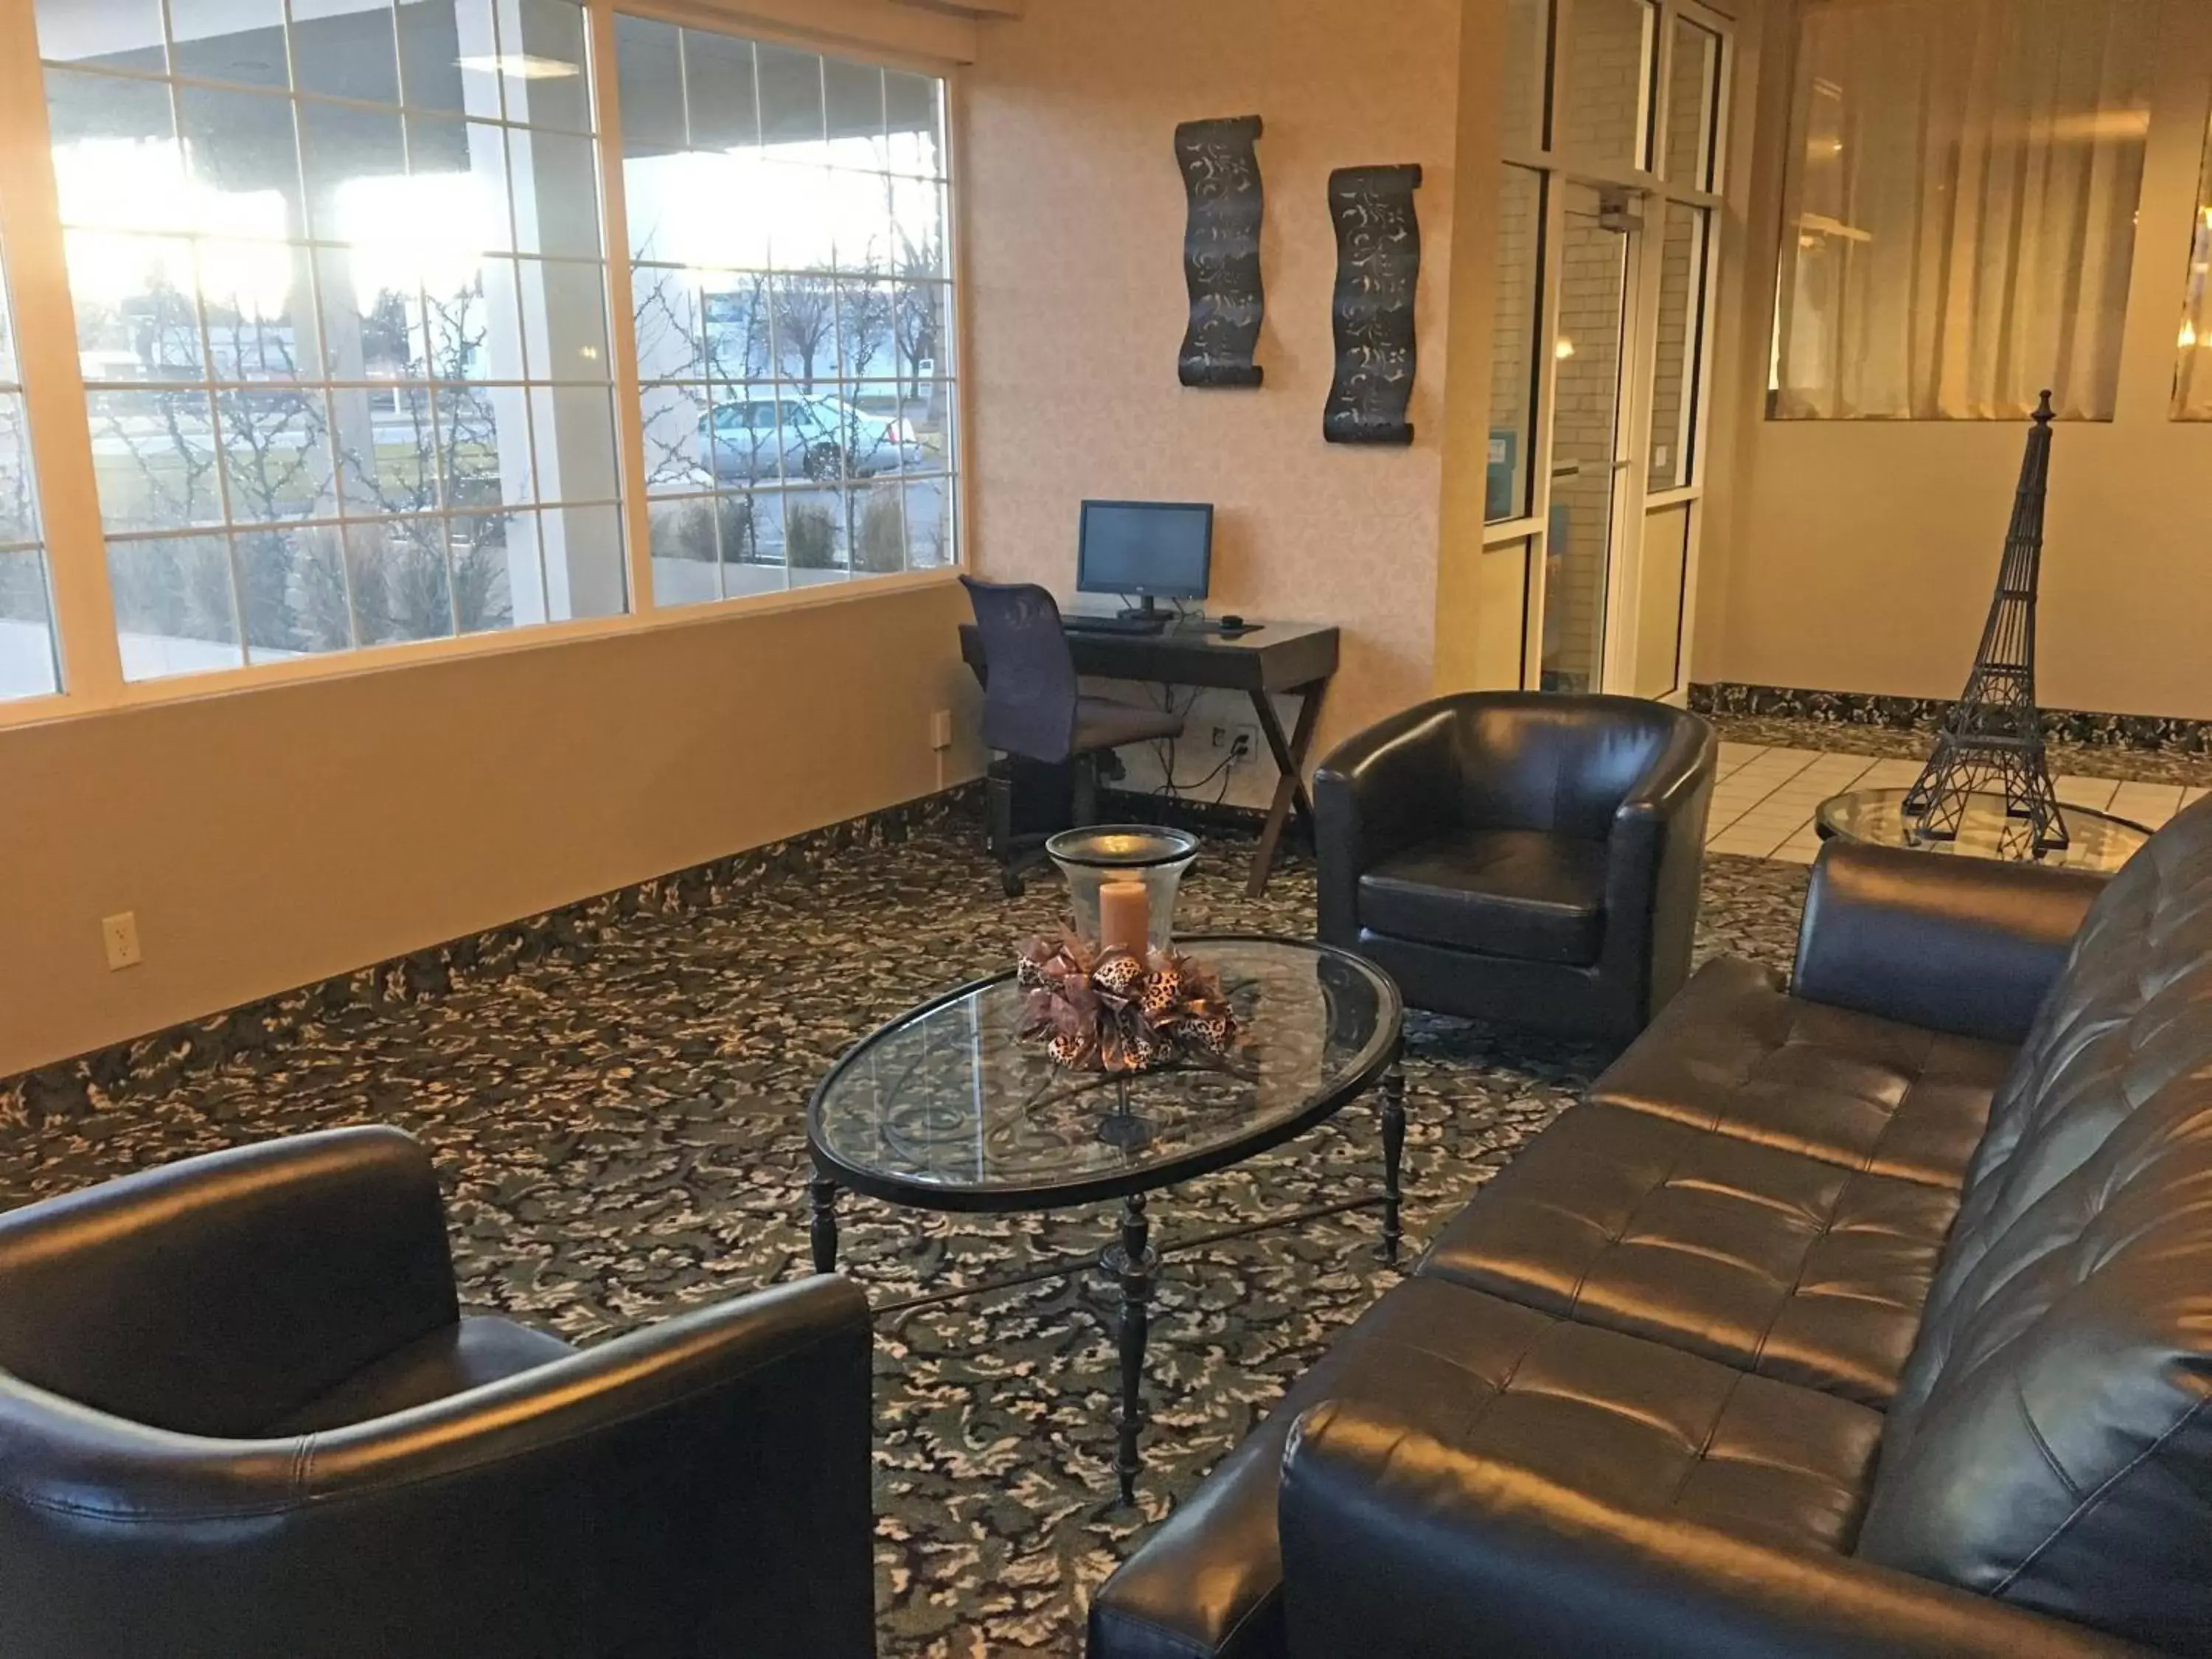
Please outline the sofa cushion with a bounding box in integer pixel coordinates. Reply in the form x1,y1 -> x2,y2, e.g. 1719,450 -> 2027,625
1357,830 -> 1608,965
1590,956 -> 2014,1189
1418,1105 -> 1957,1407
264,1315 -> 574,1436
1088,1277 -> 1885,1659
1856,799 -> 2212,1655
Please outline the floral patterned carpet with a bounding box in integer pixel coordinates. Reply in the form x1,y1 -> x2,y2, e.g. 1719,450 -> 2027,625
0,815 -> 1810,1657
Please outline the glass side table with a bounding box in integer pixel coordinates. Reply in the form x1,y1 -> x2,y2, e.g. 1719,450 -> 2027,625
1815,787 -> 2152,874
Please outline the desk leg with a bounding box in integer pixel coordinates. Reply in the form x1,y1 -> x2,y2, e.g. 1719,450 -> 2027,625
1247,681 -> 1329,898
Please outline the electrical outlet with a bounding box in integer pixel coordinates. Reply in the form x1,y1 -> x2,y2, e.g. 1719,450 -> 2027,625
1210,723 -> 1259,765
101,911 -> 142,971
929,709 -> 954,751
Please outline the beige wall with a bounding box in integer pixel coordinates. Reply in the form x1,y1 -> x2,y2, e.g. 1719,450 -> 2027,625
0,581 -> 982,1077
959,0 -> 1470,797
1696,0 -> 2212,718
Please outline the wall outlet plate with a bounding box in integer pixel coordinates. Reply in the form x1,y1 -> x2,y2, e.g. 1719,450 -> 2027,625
102,911 -> 142,970
1211,723 -> 1259,764
930,709 -> 954,751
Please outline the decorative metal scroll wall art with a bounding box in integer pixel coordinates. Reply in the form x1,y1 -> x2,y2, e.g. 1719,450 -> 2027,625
1324,164 -> 1423,445
1174,116 -> 1267,388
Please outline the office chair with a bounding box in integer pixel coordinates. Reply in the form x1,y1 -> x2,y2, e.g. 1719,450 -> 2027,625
0,1127 -> 877,1659
961,576 -> 1185,895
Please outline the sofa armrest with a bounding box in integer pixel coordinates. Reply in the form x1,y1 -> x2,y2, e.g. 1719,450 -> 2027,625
1278,1401 -> 2146,1659
0,1276 -> 876,1659
1313,705 -> 1462,945
1793,842 -> 2107,1045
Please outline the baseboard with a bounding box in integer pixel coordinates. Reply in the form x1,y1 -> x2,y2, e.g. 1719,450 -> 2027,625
1690,683 -> 2212,755
1,782 -> 985,1127
1095,787 -> 1271,841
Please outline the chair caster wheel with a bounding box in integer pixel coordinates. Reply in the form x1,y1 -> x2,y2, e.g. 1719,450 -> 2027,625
1002,869 -> 1026,899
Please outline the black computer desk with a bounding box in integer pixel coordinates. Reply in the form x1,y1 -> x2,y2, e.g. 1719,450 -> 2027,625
957,618 -> 1340,897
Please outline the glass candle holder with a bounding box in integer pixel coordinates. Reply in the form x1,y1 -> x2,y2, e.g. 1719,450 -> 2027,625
1046,826 -> 1200,956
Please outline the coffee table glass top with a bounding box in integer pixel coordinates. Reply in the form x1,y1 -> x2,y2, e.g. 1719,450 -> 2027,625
807,936 -> 1400,1210
1816,787 -> 2151,874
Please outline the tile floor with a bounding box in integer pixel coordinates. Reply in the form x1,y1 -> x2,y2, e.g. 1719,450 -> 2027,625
1710,743 -> 2209,863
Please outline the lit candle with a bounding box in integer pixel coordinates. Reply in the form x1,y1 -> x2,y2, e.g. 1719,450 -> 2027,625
1098,879 -> 1151,959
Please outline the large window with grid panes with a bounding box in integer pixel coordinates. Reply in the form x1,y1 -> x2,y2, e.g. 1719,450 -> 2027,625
0,0 -> 961,709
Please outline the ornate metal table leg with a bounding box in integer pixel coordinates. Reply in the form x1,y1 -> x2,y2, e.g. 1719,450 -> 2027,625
1378,1063 -> 1406,1265
809,1173 -> 841,1274
1102,1192 -> 1158,1505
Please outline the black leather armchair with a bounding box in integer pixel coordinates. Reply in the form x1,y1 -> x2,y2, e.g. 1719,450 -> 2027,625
1314,692 -> 1717,1043
0,1127 -> 877,1659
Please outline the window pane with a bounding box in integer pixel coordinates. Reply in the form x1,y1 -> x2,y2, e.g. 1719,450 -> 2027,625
36,0 -> 165,72
684,30 -> 761,151
397,0 -> 504,119
1489,166 -> 1543,524
1557,0 -> 1653,171
1772,0 -> 2152,420
886,72 -> 943,178
836,279 -> 897,380
824,58 -> 887,173
1500,0 -> 1551,152
757,43 -> 827,156
237,525 -> 356,659
0,276 -> 60,700
46,0 -> 624,682
611,15 -> 683,153
498,0 -> 592,134
217,389 -> 341,521
173,0 -> 288,89
292,0 -> 403,105
88,389 -> 226,532
346,516 -> 453,643
1660,17 -> 1720,189
1649,203 -> 1709,491
771,274 -> 837,385
109,535 -> 245,680
902,474 -> 952,569
2174,114 -> 2212,419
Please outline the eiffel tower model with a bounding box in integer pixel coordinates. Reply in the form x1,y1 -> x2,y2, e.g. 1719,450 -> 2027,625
1902,390 -> 2068,858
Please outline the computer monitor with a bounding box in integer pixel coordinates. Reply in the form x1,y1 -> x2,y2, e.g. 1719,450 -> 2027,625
1077,500 -> 1214,618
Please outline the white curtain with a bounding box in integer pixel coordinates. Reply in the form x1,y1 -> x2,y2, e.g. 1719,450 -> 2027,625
1772,0 -> 2154,420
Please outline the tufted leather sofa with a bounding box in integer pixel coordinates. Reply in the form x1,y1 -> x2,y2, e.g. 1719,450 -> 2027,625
0,1127 -> 877,1659
1091,799 -> 2212,1658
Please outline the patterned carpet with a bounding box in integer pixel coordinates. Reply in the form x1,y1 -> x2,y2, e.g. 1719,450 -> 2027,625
0,815 -> 1811,1657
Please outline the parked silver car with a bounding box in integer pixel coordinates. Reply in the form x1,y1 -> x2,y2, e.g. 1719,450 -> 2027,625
698,394 -> 922,483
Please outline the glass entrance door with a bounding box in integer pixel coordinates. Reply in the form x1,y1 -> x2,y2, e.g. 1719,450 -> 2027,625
1477,0 -> 1730,702
1541,184 -> 1635,693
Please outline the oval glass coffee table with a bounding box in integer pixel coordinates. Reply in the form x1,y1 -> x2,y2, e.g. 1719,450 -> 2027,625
806,936 -> 1404,1501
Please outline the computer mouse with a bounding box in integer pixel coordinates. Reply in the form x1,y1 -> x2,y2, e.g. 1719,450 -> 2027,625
1220,614 -> 1245,631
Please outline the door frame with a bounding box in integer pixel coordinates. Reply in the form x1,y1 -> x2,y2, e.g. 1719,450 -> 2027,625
1481,0 -> 1733,701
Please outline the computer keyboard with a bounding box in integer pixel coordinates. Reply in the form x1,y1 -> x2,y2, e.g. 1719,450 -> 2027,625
1064,614 -> 1168,636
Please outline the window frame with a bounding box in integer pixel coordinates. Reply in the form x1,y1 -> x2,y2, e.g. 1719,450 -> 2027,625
0,0 -> 970,729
